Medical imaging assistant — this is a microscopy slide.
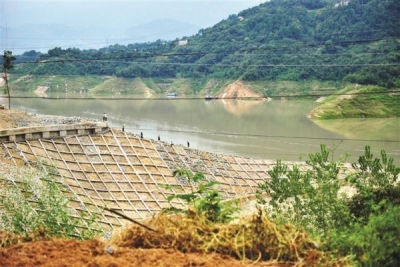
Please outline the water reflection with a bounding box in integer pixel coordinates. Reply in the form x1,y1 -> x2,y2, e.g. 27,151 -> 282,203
4,94 -> 400,164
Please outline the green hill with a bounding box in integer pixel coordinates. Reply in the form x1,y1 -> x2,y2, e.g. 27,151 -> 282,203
2,0 -> 400,120
8,0 -> 399,88
308,85 -> 400,119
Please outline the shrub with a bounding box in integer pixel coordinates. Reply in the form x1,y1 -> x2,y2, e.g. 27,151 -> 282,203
0,165 -> 99,240
327,205 -> 400,267
163,169 -> 238,223
325,146 -> 400,266
256,144 -> 351,235
346,146 -> 400,223
347,185 -> 400,223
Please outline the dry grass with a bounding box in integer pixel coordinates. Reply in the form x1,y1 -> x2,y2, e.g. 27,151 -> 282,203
107,211 -> 352,267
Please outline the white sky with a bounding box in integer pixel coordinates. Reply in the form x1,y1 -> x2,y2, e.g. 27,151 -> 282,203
1,1 -> 263,29
1,1 -> 264,53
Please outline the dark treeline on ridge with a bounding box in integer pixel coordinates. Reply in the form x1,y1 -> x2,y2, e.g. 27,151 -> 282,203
9,0 -> 400,88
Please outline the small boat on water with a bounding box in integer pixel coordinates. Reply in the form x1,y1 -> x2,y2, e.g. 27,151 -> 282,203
205,94 -> 217,100
167,92 -> 178,97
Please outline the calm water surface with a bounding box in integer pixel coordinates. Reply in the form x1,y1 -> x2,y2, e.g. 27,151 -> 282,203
5,94 -> 400,164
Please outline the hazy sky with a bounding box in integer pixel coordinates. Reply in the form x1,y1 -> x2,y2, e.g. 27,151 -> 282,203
1,0 -> 264,53
1,1 -> 262,29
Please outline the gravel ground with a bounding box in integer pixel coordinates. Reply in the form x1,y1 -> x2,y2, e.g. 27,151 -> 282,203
29,114 -> 100,126
0,109 -> 99,130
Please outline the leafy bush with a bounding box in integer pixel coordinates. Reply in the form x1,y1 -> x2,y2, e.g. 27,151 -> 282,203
327,205 -> 400,267
346,146 -> 400,223
257,144 -> 351,235
0,165 -> 99,240
324,146 -> 400,266
347,185 -> 400,223
164,169 -> 238,223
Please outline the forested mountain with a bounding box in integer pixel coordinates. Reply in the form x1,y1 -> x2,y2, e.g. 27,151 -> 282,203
10,0 -> 400,88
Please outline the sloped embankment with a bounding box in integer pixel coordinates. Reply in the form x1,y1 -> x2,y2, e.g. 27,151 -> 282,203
0,128 -> 290,231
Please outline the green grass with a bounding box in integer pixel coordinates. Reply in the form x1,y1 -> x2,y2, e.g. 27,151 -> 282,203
309,85 -> 400,120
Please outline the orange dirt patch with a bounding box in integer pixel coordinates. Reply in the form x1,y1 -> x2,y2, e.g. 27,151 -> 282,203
0,238 -> 283,267
218,81 -> 263,99
217,81 -> 266,115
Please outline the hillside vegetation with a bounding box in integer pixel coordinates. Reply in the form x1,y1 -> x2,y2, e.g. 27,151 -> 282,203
2,0 -> 399,119
8,0 -> 399,88
308,85 -> 400,119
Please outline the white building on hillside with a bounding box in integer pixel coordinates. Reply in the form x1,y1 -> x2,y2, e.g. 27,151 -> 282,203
178,40 -> 188,46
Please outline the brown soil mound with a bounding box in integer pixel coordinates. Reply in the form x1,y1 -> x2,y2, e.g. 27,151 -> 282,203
217,81 -> 265,115
0,109 -> 38,130
218,81 -> 263,99
0,211 -> 346,267
0,239 -> 254,267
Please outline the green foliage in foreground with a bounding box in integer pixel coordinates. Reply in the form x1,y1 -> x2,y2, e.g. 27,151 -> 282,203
0,165 -> 100,240
327,205 -> 400,267
257,144 -> 351,235
161,145 -> 400,266
164,169 -> 238,223
347,146 -> 400,223
256,145 -> 400,266
1,144 -> 399,266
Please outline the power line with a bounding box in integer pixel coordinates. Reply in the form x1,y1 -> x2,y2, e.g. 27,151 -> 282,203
5,28 -> 393,42
14,36 -> 399,64
10,119 -> 395,146
16,59 -> 400,68
131,127 -> 400,143
6,89 -> 400,100
14,50 -> 394,60
9,118 -> 397,144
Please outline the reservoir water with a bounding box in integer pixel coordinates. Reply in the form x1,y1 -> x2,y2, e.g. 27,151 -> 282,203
5,95 -> 400,165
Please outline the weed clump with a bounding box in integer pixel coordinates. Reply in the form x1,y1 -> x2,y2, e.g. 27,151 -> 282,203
108,211 -> 351,266
0,163 -> 100,242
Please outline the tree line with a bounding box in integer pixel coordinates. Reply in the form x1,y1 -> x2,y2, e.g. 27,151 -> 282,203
8,0 -> 400,88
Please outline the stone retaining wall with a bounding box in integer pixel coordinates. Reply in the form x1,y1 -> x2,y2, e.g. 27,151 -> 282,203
0,122 -> 109,142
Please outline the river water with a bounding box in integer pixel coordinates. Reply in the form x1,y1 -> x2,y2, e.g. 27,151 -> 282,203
5,94 -> 400,164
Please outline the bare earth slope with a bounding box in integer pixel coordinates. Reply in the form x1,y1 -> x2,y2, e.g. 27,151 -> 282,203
0,109 -> 39,130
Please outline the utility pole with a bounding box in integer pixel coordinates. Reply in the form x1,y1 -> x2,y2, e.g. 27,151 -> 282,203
2,50 -> 16,109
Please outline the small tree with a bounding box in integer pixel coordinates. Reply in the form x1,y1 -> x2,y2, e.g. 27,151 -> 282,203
164,169 -> 238,223
2,50 -> 16,109
257,145 -> 351,235
346,146 -> 400,222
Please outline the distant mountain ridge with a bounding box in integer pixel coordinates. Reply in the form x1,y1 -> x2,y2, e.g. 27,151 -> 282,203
1,24 -> 108,54
1,19 -> 201,55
